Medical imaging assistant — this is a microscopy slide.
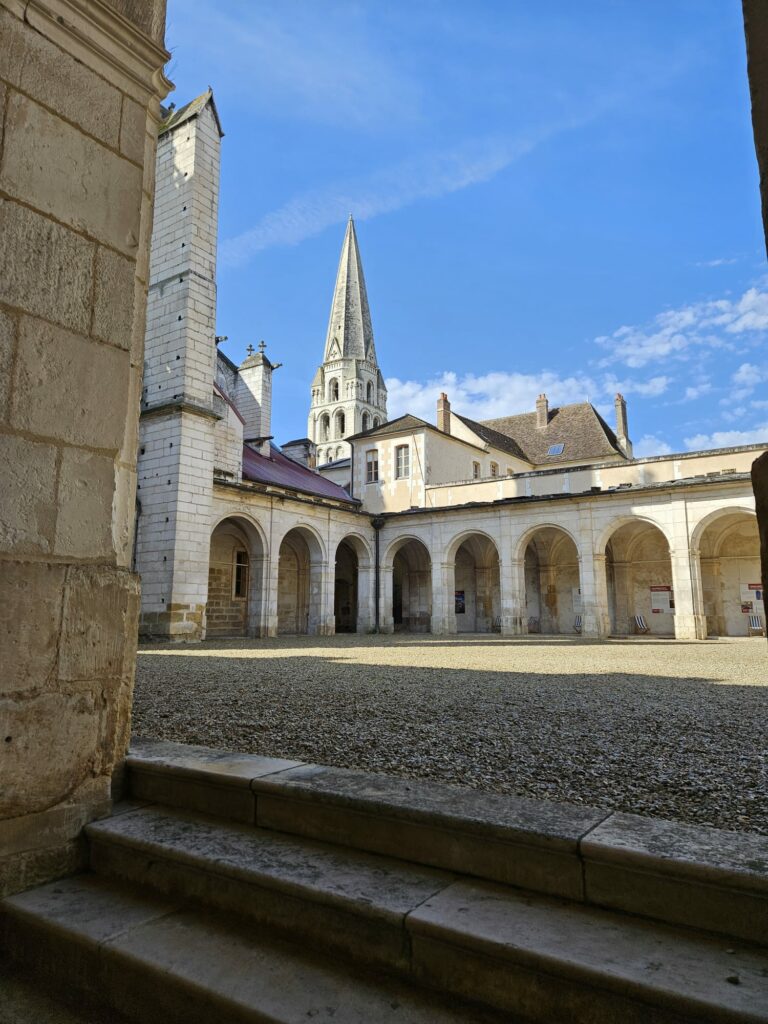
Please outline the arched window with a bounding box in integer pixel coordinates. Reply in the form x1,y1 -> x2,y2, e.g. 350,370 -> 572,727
373,417 -> 380,428
366,381 -> 373,404
335,410 -> 345,438
362,412 -> 370,432
336,445 -> 343,459
320,414 -> 330,441
329,379 -> 339,402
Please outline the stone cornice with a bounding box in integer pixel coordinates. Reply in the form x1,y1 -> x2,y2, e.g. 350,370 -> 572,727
141,400 -> 220,422
2,0 -> 173,109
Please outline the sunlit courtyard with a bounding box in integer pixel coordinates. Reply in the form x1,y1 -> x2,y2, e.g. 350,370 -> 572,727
134,635 -> 768,836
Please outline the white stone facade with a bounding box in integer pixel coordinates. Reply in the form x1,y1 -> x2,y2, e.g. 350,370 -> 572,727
136,90 -> 766,646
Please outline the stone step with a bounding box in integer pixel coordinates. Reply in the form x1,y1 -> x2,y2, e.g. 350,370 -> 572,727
0,874 -> 506,1024
127,737 -> 768,945
86,803 -> 454,973
84,802 -> 768,1023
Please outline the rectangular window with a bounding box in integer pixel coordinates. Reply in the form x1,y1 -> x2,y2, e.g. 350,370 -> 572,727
366,449 -> 379,483
395,444 -> 410,479
506,467 -> 514,476
490,462 -> 498,477
233,549 -> 249,599
472,461 -> 481,479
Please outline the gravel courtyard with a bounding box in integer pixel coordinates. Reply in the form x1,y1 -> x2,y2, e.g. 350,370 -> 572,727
133,635 -> 768,835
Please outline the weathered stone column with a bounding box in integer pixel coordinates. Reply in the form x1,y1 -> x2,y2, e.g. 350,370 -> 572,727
580,554 -> 611,638
379,565 -> 395,633
430,561 -> 456,635
500,558 -> 525,635
0,0 -> 170,895
356,564 -> 375,632
670,549 -> 707,640
308,560 -> 331,635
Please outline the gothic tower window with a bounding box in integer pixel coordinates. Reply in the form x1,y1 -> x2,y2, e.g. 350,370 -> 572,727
373,416 -> 380,428
335,410 -> 345,438
366,381 -> 373,404
329,378 -> 339,402
320,414 -> 330,441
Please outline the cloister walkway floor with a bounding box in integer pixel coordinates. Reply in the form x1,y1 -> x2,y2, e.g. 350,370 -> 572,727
134,634 -> 768,837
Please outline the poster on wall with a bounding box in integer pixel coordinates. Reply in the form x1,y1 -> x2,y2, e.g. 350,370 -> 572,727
740,583 -> 763,612
455,591 -> 465,614
650,585 -> 674,614
572,588 -> 582,612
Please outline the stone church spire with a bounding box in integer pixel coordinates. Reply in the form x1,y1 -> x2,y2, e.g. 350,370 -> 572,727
324,215 -> 377,364
309,217 -> 387,466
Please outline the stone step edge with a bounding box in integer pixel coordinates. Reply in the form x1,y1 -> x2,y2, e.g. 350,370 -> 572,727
82,804 -> 768,1024
126,738 -> 768,945
0,874 -> 506,1024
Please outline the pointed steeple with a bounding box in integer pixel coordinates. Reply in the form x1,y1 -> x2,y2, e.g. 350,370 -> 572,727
324,216 -> 377,365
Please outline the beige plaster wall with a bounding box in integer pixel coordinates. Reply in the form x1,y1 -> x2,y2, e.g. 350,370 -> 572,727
0,0 -> 169,894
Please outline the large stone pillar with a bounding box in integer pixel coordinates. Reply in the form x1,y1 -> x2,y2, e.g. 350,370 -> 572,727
580,554 -> 611,638
500,558 -> 526,635
670,549 -> 707,640
356,563 -> 375,632
431,561 -> 456,635
379,565 -> 395,633
308,560 -> 331,635
0,0 -> 170,895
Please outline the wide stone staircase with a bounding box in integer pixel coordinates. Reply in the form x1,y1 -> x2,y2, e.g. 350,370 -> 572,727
2,738 -> 768,1023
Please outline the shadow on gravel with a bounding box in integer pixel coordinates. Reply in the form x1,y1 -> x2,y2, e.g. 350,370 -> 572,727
133,640 -> 768,836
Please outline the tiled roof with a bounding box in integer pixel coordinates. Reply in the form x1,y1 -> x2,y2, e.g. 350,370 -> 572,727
454,414 -> 529,462
481,403 -> 623,465
241,444 -> 356,503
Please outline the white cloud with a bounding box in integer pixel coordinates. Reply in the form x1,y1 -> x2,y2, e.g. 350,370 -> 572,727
596,285 -> 768,369
695,257 -> 738,268
384,368 -> 669,424
683,383 -> 711,401
684,425 -> 768,450
633,434 -> 673,457
221,130 -> 555,268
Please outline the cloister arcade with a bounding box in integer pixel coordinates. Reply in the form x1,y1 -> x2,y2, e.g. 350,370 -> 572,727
520,526 -> 581,634
202,495 -> 762,640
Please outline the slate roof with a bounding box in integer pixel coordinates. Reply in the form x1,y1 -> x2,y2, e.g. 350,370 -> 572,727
454,414 -> 529,462
347,414 -> 431,442
241,444 -> 356,503
481,403 -> 624,465
159,89 -> 224,137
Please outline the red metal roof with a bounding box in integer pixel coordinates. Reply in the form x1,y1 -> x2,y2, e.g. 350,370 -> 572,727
241,444 -> 356,503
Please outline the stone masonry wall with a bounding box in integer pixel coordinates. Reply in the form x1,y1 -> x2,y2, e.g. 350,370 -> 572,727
0,0 -> 169,895
136,97 -> 222,639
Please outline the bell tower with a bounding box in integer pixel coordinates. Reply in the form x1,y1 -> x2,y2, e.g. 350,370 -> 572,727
308,216 -> 387,464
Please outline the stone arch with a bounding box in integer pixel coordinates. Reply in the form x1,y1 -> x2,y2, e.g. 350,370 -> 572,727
277,525 -> 326,634
513,521 -> 580,565
594,514 -> 672,558
319,414 -> 330,442
329,378 -> 339,402
206,514 -> 267,638
385,536 -> 432,632
362,411 -> 370,432
694,508 -> 761,636
519,524 -> 581,634
334,409 -> 346,438
366,381 -> 373,403
603,518 -> 673,636
449,531 -> 501,633
373,416 -> 380,428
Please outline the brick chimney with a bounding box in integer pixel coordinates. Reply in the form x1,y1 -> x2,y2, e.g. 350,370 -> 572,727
614,393 -> 633,459
535,393 -> 549,429
437,392 -> 451,434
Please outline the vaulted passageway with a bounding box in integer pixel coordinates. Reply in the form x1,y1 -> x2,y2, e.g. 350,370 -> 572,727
452,534 -> 501,633
698,511 -> 763,636
604,520 -> 673,636
207,517 -> 265,638
523,527 -> 581,634
277,527 -> 324,634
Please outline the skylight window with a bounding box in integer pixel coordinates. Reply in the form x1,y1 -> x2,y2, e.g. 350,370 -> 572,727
547,443 -> 565,456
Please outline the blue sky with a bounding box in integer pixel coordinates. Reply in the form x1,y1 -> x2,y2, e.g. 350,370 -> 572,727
165,0 -> 768,456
